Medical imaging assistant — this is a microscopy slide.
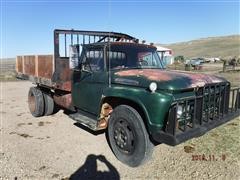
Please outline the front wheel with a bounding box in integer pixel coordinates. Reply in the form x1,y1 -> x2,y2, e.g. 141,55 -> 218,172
108,105 -> 154,167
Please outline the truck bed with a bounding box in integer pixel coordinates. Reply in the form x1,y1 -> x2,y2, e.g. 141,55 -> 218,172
16,55 -> 54,87
16,54 -> 73,92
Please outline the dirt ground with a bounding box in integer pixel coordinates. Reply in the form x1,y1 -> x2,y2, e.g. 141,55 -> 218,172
0,81 -> 239,180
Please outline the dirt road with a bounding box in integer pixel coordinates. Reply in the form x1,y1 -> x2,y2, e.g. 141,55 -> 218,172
1,81 -> 240,180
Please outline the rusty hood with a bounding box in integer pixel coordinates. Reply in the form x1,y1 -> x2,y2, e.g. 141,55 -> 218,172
113,69 -> 227,91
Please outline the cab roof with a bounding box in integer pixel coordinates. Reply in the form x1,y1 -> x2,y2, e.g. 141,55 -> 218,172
84,41 -> 157,50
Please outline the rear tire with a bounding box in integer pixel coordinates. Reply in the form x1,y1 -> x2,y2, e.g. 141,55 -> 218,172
28,87 -> 44,117
43,92 -> 59,116
108,105 -> 154,167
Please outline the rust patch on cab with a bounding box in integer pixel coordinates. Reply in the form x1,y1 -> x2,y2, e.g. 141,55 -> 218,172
182,73 -> 224,88
115,69 -> 173,81
115,69 -> 225,88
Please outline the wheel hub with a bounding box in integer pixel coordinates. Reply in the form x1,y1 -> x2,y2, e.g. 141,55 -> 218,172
113,119 -> 134,154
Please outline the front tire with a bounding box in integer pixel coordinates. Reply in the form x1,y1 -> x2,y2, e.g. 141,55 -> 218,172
108,105 -> 153,167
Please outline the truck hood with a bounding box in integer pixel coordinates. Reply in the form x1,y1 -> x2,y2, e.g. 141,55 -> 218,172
113,69 -> 227,91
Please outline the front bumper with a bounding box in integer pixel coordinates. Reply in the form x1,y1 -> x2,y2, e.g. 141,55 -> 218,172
152,83 -> 240,146
152,110 -> 239,146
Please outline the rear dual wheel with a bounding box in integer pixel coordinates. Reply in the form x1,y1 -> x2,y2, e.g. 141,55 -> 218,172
28,87 -> 59,117
28,87 -> 44,117
43,92 -> 59,116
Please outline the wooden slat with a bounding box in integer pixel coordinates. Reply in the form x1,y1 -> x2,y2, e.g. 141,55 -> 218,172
37,55 -> 54,79
16,56 -> 23,73
35,55 -> 38,77
23,55 -> 35,76
22,56 -> 25,74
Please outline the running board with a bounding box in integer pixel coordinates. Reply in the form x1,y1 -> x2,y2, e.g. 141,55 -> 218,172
68,111 -> 99,131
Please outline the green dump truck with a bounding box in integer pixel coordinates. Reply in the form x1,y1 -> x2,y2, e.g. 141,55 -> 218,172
16,29 -> 240,167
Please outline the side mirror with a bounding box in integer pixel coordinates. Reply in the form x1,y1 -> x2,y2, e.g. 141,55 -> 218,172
69,45 -> 80,69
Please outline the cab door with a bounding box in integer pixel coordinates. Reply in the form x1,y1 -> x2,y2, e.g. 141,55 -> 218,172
72,47 -> 107,115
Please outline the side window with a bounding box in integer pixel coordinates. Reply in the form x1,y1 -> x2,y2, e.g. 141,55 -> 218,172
83,49 -> 104,71
107,51 -> 127,69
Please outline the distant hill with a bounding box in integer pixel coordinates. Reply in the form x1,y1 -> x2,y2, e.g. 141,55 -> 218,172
159,35 -> 240,59
1,35 -> 240,60
0,58 -> 15,61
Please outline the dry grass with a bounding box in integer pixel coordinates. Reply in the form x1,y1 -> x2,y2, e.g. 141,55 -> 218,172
162,35 -> 240,59
0,58 -> 17,81
186,117 -> 240,162
217,71 -> 240,87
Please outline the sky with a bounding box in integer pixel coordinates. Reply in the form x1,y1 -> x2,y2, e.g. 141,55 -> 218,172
1,0 -> 239,58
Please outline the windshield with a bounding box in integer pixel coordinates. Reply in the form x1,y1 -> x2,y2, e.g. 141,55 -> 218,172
107,46 -> 164,70
137,51 -> 163,68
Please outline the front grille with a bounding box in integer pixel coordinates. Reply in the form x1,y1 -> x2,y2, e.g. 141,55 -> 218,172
200,83 -> 230,123
165,82 -> 240,136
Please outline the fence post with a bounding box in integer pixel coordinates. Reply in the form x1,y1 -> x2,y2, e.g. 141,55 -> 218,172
223,60 -> 226,72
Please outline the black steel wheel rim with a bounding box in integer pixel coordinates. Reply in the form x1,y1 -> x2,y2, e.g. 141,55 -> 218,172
113,118 -> 135,154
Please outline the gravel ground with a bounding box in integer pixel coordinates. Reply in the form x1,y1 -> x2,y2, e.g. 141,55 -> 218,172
1,81 -> 239,180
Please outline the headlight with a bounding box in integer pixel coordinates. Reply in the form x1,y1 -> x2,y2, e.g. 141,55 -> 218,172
149,82 -> 157,93
177,105 -> 183,119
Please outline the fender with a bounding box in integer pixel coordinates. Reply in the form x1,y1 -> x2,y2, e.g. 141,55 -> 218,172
100,85 -> 174,131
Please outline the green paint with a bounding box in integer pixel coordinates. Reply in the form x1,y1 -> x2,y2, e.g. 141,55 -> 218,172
71,43 -> 227,135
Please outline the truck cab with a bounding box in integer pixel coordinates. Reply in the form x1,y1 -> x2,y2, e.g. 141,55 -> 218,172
71,42 -> 164,115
